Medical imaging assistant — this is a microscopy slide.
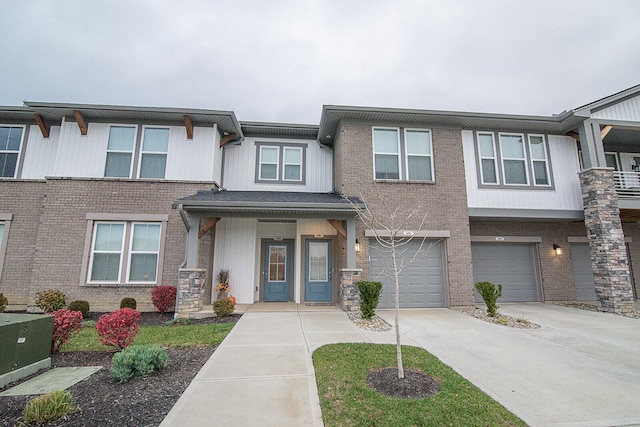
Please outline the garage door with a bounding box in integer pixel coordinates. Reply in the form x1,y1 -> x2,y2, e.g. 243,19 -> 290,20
369,239 -> 445,308
471,243 -> 539,302
571,244 -> 597,301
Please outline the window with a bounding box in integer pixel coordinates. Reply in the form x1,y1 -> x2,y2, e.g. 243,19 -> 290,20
528,135 -> 550,186
605,152 -> 619,170
405,129 -> 433,181
477,132 -> 498,184
88,221 -> 162,284
105,126 -> 136,177
255,142 -> 306,184
499,133 -> 529,185
139,128 -> 169,179
0,126 -> 24,178
373,128 -> 401,179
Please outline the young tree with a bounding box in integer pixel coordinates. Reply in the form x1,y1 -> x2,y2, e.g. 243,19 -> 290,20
348,190 -> 437,379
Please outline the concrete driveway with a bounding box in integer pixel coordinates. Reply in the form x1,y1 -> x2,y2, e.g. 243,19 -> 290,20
377,303 -> 640,427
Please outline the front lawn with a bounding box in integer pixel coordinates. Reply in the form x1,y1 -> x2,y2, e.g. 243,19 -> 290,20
61,322 -> 235,351
313,343 -> 525,427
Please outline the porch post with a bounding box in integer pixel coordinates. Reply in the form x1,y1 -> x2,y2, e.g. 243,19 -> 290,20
577,120 -> 607,169
346,217 -> 356,269
185,213 -> 200,268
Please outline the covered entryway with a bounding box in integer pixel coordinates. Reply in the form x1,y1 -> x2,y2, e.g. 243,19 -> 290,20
471,242 -> 540,302
369,239 -> 445,308
570,243 -> 597,301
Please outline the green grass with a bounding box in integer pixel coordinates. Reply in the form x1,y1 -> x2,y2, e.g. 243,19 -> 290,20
313,343 -> 526,427
61,322 -> 235,352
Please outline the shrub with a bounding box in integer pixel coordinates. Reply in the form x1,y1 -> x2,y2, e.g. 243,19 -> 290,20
110,344 -> 168,383
151,286 -> 177,313
357,281 -> 383,319
51,309 -> 83,353
96,308 -> 141,350
0,292 -> 7,312
34,289 -> 66,313
475,281 -> 503,317
68,300 -> 90,319
21,390 -> 77,425
213,298 -> 234,317
120,297 -> 137,309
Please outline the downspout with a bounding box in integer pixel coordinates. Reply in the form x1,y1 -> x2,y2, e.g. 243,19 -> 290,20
176,204 -> 190,319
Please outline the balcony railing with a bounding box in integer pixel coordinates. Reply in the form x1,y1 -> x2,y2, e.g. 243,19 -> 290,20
613,171 -> 640,198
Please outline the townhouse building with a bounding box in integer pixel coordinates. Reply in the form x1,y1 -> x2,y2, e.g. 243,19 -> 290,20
0,85 -> 638,315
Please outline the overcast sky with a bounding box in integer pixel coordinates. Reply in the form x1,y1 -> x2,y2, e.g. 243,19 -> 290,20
2,0 -> 639,124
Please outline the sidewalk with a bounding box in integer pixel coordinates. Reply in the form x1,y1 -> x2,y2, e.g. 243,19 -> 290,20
160,303 -> 391,427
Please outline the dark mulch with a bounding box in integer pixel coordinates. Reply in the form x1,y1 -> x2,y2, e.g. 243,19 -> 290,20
366,367 -> 440,399
0,311 -> 240,427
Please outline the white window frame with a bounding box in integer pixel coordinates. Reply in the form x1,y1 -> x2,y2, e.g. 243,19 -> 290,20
372,127 -> 402,180
477,132 -> 499,185
104,125 -> 137,178
258,145 -> 280,181
83,214 -> 168,286
527,134 -> 551,187
88,222 -> 126,283
282,146 -> 303,182
126,222 -> 161,284
138,126 -> 170,179
0,125 -> 25,179
404,129 -> 434,182
499,132 -> 530,186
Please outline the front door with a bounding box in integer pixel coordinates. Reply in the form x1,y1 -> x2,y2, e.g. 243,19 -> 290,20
263,241 -> 291,302
305,239 -> 332,302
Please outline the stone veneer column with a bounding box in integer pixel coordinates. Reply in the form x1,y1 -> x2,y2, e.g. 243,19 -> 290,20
339,269 -> 363,312
176,269 -> 207,318
580,168 -> 635,314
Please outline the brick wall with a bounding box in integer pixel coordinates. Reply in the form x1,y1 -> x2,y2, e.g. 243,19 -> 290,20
0,180 -> 47,307
470,221 -> 590,301
24,178 -> 215,311
334,122 -> 474,306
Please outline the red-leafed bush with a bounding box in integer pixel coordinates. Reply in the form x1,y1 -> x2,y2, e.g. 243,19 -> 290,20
96,308 -> 141,350
151,286 -> 177,313
51,309 -> 83,353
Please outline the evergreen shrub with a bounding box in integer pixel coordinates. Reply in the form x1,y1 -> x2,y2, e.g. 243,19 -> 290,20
357,281 -> 383,319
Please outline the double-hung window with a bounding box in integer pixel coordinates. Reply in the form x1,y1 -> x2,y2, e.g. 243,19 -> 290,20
528,135 -> 550,186
88,221 -> 161,284
404,129 -> 433,181
477,132 -> 498,184
139,128 -> 169,179
0,126 -> 24,178
105,126 -> 136,177
256,143 -> 306,184
499,133 -> 529,185
373,128 -> 401,180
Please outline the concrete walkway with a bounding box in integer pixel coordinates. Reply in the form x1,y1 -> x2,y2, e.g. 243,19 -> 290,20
162,303 -> 640,427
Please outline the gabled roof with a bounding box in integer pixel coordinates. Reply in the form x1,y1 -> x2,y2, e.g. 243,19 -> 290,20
571,84 -> 640,118
22,101 -> 243,139
176,190 -> 363,217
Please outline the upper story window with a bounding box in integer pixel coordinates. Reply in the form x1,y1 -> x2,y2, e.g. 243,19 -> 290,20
255,142 -> 306,184
476,131 -> 553,188
105,126 -> 136,178
0,126 -> 24,178
139,128 -> 169,179
373,127 -> 434,182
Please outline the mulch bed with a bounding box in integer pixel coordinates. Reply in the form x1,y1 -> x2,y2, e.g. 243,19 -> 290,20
367,367 -> 440,399
0,312 -> 240,427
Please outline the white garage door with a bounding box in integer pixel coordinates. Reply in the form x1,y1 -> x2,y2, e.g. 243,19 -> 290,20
369,239 -> 445,308
471,243 -> 540,302
571,244 -> 597,301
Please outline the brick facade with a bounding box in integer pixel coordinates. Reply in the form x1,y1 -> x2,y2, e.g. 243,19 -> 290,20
334,122 -> 475,307
1,177 -> 215,311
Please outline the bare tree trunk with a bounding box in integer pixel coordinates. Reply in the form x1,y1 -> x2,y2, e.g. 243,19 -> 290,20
391,240 -> 404,379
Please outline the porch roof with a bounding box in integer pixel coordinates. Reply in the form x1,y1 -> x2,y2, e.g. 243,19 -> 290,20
175,190 -> 364,217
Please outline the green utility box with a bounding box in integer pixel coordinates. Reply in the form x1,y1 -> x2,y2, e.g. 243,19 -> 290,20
0,314 -> 54,383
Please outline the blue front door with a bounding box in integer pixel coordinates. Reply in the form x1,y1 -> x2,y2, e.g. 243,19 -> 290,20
263,242 -> 291,302
305,239 -> 332,302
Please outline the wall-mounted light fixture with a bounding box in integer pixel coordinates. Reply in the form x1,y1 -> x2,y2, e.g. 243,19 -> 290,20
553,244 -> 562,256
355,239 -> 361,253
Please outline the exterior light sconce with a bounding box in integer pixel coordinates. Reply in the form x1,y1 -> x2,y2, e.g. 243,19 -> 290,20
553,244 -> 562,256
355,239 -> 361,253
